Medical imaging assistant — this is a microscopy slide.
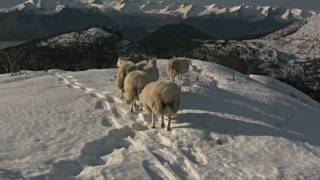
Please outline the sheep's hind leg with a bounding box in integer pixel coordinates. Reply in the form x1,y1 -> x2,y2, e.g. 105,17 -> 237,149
130,100 -> 134,112
120,90 -> 123,98
161,115 -> 165,128
133,99 -> 137,111
167,116 -> 171,131
152,114 -> 156,128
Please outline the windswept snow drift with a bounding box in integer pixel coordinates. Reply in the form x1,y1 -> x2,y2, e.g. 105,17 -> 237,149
0,59 -> 320,179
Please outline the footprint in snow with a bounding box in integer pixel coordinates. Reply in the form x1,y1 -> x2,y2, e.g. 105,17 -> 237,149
95,100 -> 107,110
101,117 -> 112,127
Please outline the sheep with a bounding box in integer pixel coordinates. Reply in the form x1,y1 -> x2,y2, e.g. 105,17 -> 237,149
116,62 -> 137,98
142,59 -> 159,82
124,70 -> 151,112
116,56 -> 131,68
167,58 -> 191,82
136,60 -> 149,70
139,80 -> 181,131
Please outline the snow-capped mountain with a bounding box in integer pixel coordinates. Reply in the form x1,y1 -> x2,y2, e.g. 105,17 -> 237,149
1,0 -> 316,22
0,0 -> 41,13
0,0 -> 316,42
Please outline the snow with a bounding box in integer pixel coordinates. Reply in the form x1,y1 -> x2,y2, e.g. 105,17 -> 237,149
250,75 -> 319,106
0,41 -> 26,49
5,0 -> 41,12
39,27 -> 113,48
1,59 -> 320,179
262,14 -> 320,59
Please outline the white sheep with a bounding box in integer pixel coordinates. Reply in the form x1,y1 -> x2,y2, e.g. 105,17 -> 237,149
116,56 -> 132,68
167,58 -> 191,82
142,59 -> 159,82
139,80 -> 181,131
116,62 -> 137,98
136,60 -> 149,70
124,70 -> 151,112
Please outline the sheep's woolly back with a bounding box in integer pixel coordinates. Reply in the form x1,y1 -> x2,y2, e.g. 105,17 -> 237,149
124,70 -> 150,102
136,60 -> 149,70
116,62 -> 137,90
167,58 -> 190,78
143,60 -> 159,82
140,80 -> 181,116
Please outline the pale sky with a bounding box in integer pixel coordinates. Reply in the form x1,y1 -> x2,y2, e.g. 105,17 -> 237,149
1,0 -> 320,10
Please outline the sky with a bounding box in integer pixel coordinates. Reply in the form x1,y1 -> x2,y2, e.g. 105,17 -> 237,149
1,0 -> 320,10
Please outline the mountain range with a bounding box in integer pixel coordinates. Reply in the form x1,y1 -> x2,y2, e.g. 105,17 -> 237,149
1,0 -> 316,21
0,1 -> 317,41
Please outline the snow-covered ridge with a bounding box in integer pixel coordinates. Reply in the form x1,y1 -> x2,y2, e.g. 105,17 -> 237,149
1,0 -> 316,22
38,27 -> 115,47
1,59 -> 320,179
262,13 -> 320,59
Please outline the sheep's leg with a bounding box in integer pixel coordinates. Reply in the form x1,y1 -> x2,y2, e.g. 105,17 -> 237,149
130,100 -> 134,112
133,98 -> 137,109
167,116 -> 171,131
161,115 -> 165,128
172,74 -> 175,82
139,103 -> 143,111
152,113 -> 156,128
120,90 -> 123,98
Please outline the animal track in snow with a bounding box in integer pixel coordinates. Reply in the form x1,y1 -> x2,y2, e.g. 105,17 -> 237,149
101,117 -> 113,127
79,127 -> 135,166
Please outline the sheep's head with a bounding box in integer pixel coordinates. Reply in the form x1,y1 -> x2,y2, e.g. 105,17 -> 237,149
117,57 -> 129,68
150,59 -> 157,65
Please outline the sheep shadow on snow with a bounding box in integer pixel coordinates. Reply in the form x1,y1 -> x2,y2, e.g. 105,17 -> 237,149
174,90 -> 320,146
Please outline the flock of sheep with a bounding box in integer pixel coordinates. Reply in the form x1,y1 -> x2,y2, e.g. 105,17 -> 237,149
116,57 -> 191,131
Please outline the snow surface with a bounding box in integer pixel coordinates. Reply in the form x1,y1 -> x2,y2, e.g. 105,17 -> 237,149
1,59 -> 320,179
0,41 -> 26,49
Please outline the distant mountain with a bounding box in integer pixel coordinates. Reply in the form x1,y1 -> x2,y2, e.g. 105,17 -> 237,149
0,7 -> 115,41
0,26 -> 145,73
183,13 -> 291,40
140,23 -> 211,57
1,0 -> 316,20
0,1 -> 317,41
142,23 -> 211,42
120,25 -> 149,42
